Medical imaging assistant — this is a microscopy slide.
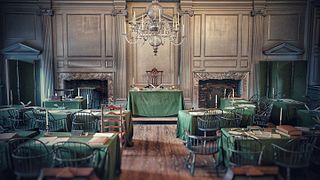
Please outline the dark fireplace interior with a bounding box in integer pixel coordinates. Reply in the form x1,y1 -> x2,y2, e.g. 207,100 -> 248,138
199,79 -> 241,108
64,80 -> 108,109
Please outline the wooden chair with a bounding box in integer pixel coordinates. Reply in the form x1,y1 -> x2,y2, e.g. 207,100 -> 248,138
71,110 -> 98,133
184,131 -> 220,176
101,104 -> 126,146
53,141 -> 95,168
146,67 -> 163,86
197,110 -> 221,137
9,138 -> 51,179
227,136 -> 265,167
272,138 -> 313,180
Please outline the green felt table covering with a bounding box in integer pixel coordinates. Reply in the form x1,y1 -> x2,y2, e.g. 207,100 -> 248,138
270,99 -> 306,125
176,110 -> 200,140
43,99 -> 87,109
219,128 -> 290,167
127,90 -> 184,117
33,132 -> 121,180
296,110 -> 318,127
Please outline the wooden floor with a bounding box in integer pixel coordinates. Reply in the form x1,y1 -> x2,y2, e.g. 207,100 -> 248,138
120,124 -> 222,180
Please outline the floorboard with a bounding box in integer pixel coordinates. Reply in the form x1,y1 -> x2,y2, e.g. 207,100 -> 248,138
120,124 -> 222,180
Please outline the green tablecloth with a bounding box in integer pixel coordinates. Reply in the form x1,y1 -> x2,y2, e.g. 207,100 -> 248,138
296,110 -> 319,127
219,98 -> 256,126
34,132 -> 121,180
220,98 -> 254,109
270,99 -> 306,125
43,99 -> 87,109
219,128 -> 290,167
127,90 -> 184,117
176,110 -> 222,140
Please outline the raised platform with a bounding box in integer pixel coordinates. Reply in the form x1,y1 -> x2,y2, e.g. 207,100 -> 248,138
132,117 -> 177,122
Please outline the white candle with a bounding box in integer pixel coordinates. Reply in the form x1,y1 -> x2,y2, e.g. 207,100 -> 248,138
78,88 -> 80,97
272,88 -> 275,99
87,94 -> 89,108
10,89 -> 13,105
224,89 -> 226,98
279,107 -> 283,125
232,89 -> 235,98
45,109 -> 49,131
215,95 -> 218,107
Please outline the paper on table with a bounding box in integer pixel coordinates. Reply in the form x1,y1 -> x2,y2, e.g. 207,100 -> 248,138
93,133 -> 114,138
189,111 -> 206,116
38,137 -> 58,144
47,137 -> 70,146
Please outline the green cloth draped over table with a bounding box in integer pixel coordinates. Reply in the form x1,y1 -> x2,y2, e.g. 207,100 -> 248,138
34,132 -> 121,180
127,90 -> 184,117
270,99 -> 306,125
219,128 -> 290,167
43,99 -> 87,109
219,98 -> 256,126
296,110 -> 319,127
176,110 -> 222,140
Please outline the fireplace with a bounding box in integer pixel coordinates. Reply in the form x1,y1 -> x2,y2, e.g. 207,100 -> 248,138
193,72 -> 249,108
199,79 -> 242,108
57,73 -> 114,108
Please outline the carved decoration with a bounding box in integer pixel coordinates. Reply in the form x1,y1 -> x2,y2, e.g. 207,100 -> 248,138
263,43 -> 304,55
192,71 -> 249,108
57,72 -> 114,99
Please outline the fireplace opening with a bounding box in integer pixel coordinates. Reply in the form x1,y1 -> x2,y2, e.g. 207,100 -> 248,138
64,80 -> 108,109
199,79 -> 242,108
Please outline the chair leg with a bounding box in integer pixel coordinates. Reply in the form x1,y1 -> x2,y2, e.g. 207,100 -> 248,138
286,167 -> 290,180
213,154 -> 219,177
190,153 -> 196,176
185,152 -> 192,168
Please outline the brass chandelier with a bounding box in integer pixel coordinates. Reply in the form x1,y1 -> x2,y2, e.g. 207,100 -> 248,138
123,0 -> 185,55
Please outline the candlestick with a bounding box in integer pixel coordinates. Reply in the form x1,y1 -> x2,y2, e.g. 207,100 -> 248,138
279,107 -> 283,125
78,88 -> 80,97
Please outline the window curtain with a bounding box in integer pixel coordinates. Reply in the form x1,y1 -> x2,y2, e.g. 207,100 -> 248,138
41,14 -> 54,101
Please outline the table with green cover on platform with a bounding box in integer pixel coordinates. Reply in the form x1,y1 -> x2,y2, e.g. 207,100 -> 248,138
219,128 -> 290,167
43,99 -> 87,109
176,109 -> 223,140
127,89 -> 184,117
34,132 -> 121,180
270,99 -> 306,125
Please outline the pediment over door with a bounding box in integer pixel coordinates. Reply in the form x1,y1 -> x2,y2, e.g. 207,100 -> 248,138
1,43 -> 41,63
263,43 -> 304,56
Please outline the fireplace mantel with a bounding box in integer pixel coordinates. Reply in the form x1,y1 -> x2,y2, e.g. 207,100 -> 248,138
192,71 -> 250,108
57,72 -> 114,99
